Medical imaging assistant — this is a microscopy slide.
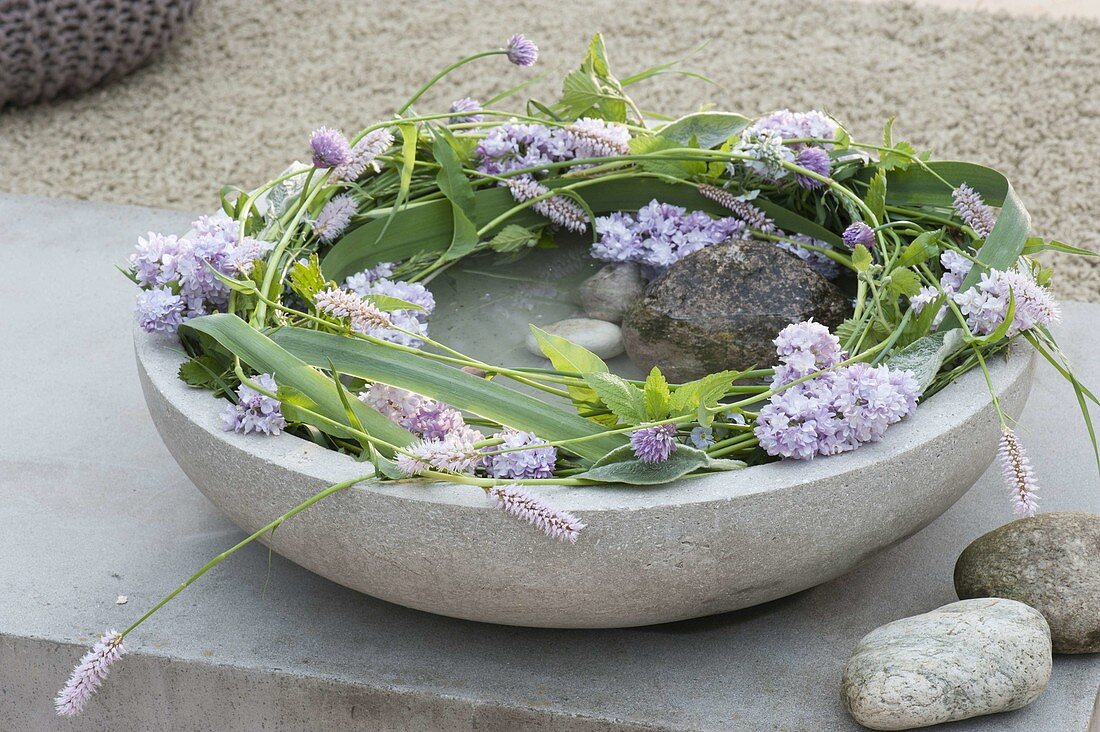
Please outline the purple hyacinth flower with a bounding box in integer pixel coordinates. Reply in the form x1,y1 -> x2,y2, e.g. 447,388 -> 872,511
630,424 -> 678,463
794,146 -> 831,189
485,428 -> 558,479
220,373 -> 287,436
505,34 -> 538,66
309,127 -> 352,169
135,286 -> 186,333
842,221 -> 876,249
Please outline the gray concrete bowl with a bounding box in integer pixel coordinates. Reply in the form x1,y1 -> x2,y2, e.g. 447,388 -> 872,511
136,327 -> 1034,628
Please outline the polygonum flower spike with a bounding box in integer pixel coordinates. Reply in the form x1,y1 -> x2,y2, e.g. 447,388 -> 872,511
488,484 -> 584,542
55,630 -> 126,716
998,426 -> 1039,517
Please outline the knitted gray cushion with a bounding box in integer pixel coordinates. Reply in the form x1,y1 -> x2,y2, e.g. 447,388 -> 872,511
0,0 -> 197,107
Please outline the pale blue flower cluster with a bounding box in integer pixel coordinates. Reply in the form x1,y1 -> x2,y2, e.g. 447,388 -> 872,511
220,373 -> 287,436
755,321 -> 919,460
131,212 -> 272,333
592,200 -> 745,269
734,110 -> 838,188
484,428 -> 558,479
345,263 -> 436,347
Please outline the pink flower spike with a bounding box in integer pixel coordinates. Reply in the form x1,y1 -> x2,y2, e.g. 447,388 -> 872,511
999,426 -> 1039,517
55,630 -> 126,716
488,484 -> 585,543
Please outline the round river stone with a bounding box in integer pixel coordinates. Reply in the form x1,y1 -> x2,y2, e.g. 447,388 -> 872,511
842,598 -> 1052,730
954,512 -> 1100,653
620,240 -> 849,381
579,262 -> 646,324
524,317 -> 624,359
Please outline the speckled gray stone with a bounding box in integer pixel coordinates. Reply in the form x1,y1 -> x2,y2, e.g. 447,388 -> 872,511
524,317 -> 625,359
620,240 -> 850,381
955,512 -> 1100,653
842,598 -> 1052,730
580,263 -> 646,323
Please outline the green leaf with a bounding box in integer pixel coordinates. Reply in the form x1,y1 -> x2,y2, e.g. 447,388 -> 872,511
288,255 -> 327,303
431,128 -> 480,262
487,224 -> 541,253
657,112 -> 750,149
178,355 -> 234,396
883,162 -> 1032,330
885,329 -> 966,393
1022,237 -> 1098,257
668,370 -> 739,415
181,314 -> 413,453
584,372 -> 647,424
574,444 -> 744,485
896,229 -> 943,268
879,141 -> 917,172
530,324 -> 611,418
271,325 -> 626,461
362,293 -> 426,313
628,135 -> 705,176
852,244 -> 872,272
643,367 -> 670,420
865,169 -> 887,222
887,268 -> 923,298
395,122 -> 419,207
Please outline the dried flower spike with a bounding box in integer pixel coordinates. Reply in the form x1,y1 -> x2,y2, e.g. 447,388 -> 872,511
55,630 -> 126,716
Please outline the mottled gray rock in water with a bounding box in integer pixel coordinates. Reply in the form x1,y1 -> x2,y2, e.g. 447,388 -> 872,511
842,598 -> 1051,730
620,240 -> 849,381
579,263 -> 646,323
955,512 -> 1100,654
525,317 -> 624,359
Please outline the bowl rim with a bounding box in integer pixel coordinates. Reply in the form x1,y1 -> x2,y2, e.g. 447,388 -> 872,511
135,325 -> 1033,513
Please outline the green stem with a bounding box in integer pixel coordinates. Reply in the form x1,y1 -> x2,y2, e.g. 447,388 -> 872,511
121,475 -> 370,638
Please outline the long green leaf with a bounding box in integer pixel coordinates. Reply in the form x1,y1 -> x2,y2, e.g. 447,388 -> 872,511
323,178 -> 841,281
574,444 -> 743,485
656,112 -> 750,149
181,314 -> 414,453
268,326 -> 627,462
431,128 -> 481,261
